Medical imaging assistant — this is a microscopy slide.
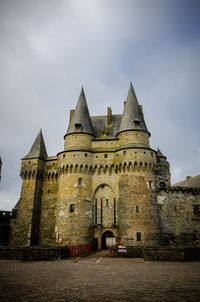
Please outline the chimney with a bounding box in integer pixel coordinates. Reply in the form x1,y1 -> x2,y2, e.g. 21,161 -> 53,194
107,107 -> 112,125
69,109 -> 75,124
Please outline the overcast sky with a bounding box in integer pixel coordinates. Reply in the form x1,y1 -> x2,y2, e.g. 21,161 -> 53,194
0,0 -> 200,210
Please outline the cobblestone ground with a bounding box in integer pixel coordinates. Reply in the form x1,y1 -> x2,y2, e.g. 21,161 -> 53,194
0,250 -> 200,302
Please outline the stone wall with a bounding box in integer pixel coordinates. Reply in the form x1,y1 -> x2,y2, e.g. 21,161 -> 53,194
118,174 -> 160,246
111,245 -> 200,261
157,188 -> 200,245
0,246 -> 69,260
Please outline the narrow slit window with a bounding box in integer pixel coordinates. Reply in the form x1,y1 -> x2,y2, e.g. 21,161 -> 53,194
70,204 -> 75,213
78,178 -> 82,185
136,232 -> 141,241
149,181 -> 152,189
85,153 -> 87,157
106,199 -> 109,207
136,205 -> 139,213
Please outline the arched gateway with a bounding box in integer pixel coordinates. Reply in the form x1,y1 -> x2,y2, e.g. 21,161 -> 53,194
93,184 -> 117,249
102,231 -> 115,249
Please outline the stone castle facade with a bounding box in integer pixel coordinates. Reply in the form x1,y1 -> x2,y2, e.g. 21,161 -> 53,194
10,83 -> 200,248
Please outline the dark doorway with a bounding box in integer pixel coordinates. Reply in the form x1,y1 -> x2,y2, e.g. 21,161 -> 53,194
101,231 -> 114,250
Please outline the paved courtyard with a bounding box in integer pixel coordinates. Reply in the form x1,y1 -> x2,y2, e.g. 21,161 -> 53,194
0,250 -> 200,302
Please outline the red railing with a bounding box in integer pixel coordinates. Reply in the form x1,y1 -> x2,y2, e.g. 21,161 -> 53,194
69,243 -> 93,257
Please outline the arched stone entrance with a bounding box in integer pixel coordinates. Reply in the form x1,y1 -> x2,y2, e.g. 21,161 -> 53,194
93,184 -> 116,227
101,231 -> 115,249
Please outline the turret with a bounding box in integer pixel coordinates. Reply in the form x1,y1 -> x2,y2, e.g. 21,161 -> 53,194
155,147 -> 171,187
117,83 -> 160,246
64,87 -> 95,151
56,88 -> 94,245
116,82 -> 150,149
10,130 -> 47,246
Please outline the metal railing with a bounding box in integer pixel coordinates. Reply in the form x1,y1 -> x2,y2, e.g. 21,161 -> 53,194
69,243 -> 94,257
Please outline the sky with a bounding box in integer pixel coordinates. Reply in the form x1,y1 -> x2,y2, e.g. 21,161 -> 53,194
0,0 -> 200,210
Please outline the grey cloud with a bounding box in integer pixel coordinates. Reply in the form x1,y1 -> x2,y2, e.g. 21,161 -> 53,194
0,0 -> 200,209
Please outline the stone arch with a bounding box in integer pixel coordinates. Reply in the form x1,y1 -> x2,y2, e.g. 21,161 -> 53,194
28,171 -> 31,180
110,164 -> 114,175
69,164 -> 73,174
98,165 -> 103,175
80,164 -> 83,173
123,162 -> 127,172
128,161 -> 132,172
74,164 -> 79,173
93,184 -> 116,229
133,161 -> 138,171
101,230 -> 115,250
89,165 -> 93,175
84,164 -> 88,174
93,164 -> 98,174
104,165 -> 109,174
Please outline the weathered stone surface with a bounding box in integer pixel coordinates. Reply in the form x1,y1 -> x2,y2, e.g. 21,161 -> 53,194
9,86 -> 200,249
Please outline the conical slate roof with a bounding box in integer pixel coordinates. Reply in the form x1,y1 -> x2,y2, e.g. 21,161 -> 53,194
157,147 -> 166,159
118,82 -> 148,134
23,129 -> 47,160
66,87 -> 95,136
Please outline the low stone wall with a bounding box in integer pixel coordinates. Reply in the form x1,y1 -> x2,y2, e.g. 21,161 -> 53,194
111,246 -> 200,261
0,246 -> 69,261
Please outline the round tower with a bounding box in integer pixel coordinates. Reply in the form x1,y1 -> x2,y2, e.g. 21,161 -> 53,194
116,83 -> 160,246
55,88 -> 95,245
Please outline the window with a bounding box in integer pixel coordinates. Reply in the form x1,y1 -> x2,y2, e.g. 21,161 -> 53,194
104,154 -> 108,158
149,181 -> 152,189
136,232 -> 141,241
75,123 -> 82,131
70,204 -> 75,213
136,205 -> 139,213
134,120 -> 140,127
48,189 -> 51,194
85,153 -> 87,157
106,199 -> 109,207
78,178 -> 82,185
123,151 -> 126,155
151,152 -> 153,157
63,154 -> 65,158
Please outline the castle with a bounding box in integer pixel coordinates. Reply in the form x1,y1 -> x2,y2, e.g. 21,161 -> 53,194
9,83 -> 200,248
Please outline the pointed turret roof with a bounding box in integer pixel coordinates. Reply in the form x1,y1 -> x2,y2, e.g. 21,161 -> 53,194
157,147 -> 166,159
23,129 -> 47,160
66,87 -> 95,136
118,82 -> 148,134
